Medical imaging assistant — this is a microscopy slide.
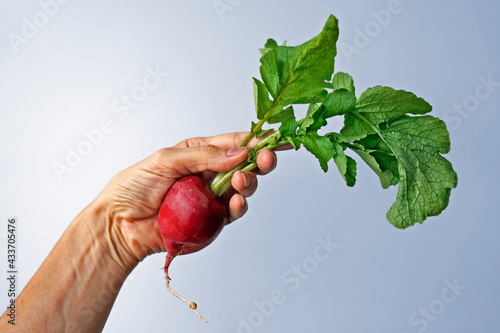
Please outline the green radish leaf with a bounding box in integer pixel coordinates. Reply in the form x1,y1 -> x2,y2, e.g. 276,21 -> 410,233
323,89 -> 356,117
326,131 -> 349,144
302,133 -> 336,172
333,72 -> 355,95
344,156 -> 357,186
253,78 -> 273,120
331,142 -> 357,186
211,15 -> 457,231
250,121 -> 258,132
259,48 -> 280,100
268,105 -> 294,124
259,14 -> 339,112
247,15 -> 339,144
247,147 -> 257,163
300,103 -> 328,133
351,134 -> 400,186
350,148 -> 395,189
279,116 -> 298,137
279,116 -> 301,149
355,134 -> 392,154
299,88 -> 356,138
342,86 -> 432,141
370,150 -> 399,186
383,116 -> 457,228
298,104 -> 318,133
371,150 -> 399,181
345,113 -> 458,229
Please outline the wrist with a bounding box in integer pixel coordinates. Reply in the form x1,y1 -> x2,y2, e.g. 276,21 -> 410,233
11,204 -> 135,332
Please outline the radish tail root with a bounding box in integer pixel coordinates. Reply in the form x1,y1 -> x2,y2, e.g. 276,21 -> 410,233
164,256 -> 207,323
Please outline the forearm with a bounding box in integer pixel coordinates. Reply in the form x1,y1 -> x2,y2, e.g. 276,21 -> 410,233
0,203 -> 137,332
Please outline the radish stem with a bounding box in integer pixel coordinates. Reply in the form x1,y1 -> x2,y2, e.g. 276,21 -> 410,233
210,131 -> 288,197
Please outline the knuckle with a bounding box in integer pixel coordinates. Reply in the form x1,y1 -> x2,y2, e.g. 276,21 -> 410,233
174,136 -> 207,148
174,138 -> 189,148
200,144 -> 220,155
154,147 -> 172,160
150,147 -> 175,169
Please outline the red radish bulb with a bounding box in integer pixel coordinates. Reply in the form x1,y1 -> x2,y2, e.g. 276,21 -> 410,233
158,175 -> 229,322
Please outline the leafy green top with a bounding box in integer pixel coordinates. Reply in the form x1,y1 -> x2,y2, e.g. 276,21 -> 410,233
211,14 -> 457,229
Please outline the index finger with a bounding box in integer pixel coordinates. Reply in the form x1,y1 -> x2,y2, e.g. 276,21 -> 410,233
174,132 -> 266,149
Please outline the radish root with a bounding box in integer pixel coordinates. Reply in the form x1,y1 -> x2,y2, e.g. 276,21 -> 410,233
164,256 -> 207,323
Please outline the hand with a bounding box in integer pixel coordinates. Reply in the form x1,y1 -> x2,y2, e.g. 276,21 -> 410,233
85,132 -> 278,270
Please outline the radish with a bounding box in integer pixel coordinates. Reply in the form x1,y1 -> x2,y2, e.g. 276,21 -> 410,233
156,13 -> 457,323
158,176 -> 228,322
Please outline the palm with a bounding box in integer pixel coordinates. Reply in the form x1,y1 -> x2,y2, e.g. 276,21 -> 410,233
97,132 -> 279,262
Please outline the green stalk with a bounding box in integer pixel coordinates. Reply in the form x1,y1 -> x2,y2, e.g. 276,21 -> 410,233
210,161 -> 247,196
210,131 -> 287,197
239,118 -> 266,147
211,75 -> 297,197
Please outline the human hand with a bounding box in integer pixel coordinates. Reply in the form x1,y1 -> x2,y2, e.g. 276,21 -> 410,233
85,132 -> 278,270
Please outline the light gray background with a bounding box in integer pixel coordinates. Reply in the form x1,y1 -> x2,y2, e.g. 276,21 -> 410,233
1,0 -> 499,332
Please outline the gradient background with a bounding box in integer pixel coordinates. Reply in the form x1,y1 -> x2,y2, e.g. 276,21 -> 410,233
1,0 -> 499,332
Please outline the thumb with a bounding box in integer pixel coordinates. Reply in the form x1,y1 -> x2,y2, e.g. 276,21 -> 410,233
160,145 -> 249,177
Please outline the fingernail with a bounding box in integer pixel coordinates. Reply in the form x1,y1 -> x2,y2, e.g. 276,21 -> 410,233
227,147 -> 247,157
241,172 -> 248,188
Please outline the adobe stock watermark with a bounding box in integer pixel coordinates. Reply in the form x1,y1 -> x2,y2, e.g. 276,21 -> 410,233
51,65 -> 168,182
443,74 -> 499,131
338,0 -> 404,63
8,0 -> 74,54
400,278 -> 467,333
236,235 -> 340,333
212,0 -> 244,21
